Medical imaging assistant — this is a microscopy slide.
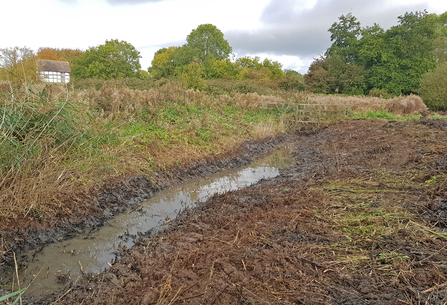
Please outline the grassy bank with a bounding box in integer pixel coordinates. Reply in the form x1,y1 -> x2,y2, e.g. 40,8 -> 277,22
0,82 -> 289,228
0,80 -> 435,230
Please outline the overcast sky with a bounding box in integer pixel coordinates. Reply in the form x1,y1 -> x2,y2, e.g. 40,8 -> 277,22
2,0 -> 446,74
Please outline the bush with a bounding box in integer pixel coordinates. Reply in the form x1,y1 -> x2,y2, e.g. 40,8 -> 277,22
204,79 -> 276,96
418,63 -> 447,111
71,78 -> 176,91
369,88 -> 390,98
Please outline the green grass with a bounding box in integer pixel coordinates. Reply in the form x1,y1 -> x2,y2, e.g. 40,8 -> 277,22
428,113 -> 447,120
350,109 -> 422,121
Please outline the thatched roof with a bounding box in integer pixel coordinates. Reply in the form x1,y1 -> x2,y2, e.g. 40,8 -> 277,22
38,60 -> 71,73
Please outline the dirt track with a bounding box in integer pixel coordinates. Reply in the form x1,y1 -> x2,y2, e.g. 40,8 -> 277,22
18,119 -> 447,304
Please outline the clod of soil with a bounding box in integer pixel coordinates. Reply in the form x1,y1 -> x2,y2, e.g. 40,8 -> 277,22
12,119 -> 447,304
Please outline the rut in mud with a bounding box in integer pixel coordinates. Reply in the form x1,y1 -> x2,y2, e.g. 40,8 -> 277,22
0,136 -> 287,286
9,119 -> 447,304
11,149 -> 294,296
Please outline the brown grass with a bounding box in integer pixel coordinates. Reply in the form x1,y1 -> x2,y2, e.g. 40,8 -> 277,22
0,81 -> 429,236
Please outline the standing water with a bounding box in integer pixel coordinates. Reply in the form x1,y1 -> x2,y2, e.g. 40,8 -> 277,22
7,148 -> 293,296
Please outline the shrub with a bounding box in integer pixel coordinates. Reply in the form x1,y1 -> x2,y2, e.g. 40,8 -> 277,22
418,63 -> 447,111
204,79 -> 276,96
369,88 -> 390,98
180,62 -> 206,90
71,78 -> 175,91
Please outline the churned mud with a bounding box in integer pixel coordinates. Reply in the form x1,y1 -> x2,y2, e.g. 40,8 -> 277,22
5,118 -> 447,304
14,149 -> 294,296
0,135 -> 288,286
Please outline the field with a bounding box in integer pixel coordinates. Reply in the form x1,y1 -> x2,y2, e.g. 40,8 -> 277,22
1,80 -> 446,304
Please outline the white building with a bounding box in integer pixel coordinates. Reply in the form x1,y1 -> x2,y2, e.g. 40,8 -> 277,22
39,60 -> 71,84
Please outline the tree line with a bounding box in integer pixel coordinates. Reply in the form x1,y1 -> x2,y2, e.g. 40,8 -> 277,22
0,24 -> 304,91
1,12 -> 446,109
306,10 -> 447,109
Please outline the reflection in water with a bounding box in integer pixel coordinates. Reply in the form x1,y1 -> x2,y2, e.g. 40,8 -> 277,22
14,149 -> 293,296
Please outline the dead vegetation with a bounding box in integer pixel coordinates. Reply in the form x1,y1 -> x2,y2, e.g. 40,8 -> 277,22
29,119 -> 445,305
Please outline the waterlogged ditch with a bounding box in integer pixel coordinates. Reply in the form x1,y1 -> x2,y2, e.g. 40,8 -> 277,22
7,148 -> 293,296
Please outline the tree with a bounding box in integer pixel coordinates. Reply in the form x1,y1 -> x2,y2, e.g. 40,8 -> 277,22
202,59 -> 238,79
328,13 -> 361,63
186,24 -> 232,62
171,46 -> 198,75
279,70 -> 305,91
0,46 -> 40,87
433,12 -> 447,64
261,58 -> 285,80
55,48 -> 85,66
38,47 -> 85,65
305,54 -> 364,94
366,11 -> 438,94
37,48 -> 63,61
234,56 -> 262,69
148,46 -> 177,78
72,39 -> 141,80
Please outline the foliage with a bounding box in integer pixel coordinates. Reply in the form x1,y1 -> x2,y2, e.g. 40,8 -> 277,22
203,79 -> 277,96
311,10 -> 445,95
37,48 -> 63,61
180,61 -> 206,90
202,59 -> 238,79
0,81 -> 289,222
327,13 -> 361,63
278,70 -> 305,91
72,39 -> 141,80
305,54 -> 364,94
418,62 -> 447,111
0,46 -> 40,87
369,88 -> 392,98
37,47 -> 85,70
71,77 -> 176,91
350,109 -> 422,121
55,48 -> 85,65
186,24 -> 232,62
148,46 -> 177,78
366,11 -> 438,94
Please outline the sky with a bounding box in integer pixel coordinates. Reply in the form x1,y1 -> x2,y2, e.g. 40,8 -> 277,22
1,0 -> 446,74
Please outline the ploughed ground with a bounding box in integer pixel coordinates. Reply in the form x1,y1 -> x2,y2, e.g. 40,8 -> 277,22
21,119 -> 447,304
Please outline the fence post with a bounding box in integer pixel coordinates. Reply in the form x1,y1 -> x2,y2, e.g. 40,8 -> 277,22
318,105 -> 321,127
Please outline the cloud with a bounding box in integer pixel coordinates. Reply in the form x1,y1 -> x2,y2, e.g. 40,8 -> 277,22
105,0 -> 164,5
226,0 -> 427,59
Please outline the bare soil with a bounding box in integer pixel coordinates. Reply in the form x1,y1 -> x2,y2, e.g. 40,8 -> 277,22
0,135 -> 287,280
10,119 -> 447,304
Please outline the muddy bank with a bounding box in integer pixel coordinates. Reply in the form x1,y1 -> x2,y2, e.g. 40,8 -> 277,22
21,118 -> 447,305
0,134 -> 289,280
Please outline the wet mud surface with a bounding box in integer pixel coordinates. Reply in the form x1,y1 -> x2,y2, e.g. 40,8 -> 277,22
0,135 -> 287,283
14,149 -> 294,296
4,119 -> 447,304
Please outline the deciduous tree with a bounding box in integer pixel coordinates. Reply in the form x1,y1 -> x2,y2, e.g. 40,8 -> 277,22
37,48 -> 63,61
148,46 -> 177,78
327,13 -> 361,63
0,46 -> 40,87
72,39 -> 141,80
186,24 -> 232,62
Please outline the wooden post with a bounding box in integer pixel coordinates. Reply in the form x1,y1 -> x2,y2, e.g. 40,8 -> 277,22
318,106 -> 321,127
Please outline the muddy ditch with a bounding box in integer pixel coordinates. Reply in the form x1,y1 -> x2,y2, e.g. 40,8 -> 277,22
0,134 -> 291,289
4,118 -> 447,304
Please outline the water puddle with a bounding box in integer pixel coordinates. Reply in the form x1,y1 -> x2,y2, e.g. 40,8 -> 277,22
6,148 -> 293,296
